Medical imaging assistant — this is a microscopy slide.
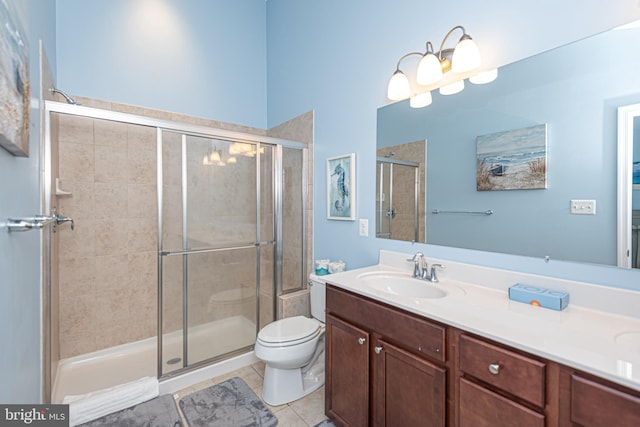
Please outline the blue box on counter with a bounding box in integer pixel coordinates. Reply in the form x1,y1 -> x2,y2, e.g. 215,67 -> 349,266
508,283 -> 569,311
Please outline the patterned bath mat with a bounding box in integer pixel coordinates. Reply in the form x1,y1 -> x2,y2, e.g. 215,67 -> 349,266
179,377 -> 278,427
78,394 -> 182,427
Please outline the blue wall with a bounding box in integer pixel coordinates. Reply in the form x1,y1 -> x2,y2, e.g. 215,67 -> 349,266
56,0 -> 267,129
266,0 -> 640,289
0,0 -> 56,403
377,28 -> 640,266
3,0 -> 640,403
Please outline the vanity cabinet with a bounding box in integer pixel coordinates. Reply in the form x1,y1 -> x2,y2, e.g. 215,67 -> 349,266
373,338 -> 446,427
565,372 -> 640,426
457,334 -> 546,427
325,314 -> 369,427
325,285 -> 447,427
325,283 -> 640,427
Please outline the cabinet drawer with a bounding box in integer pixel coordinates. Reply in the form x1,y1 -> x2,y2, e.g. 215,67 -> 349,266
571,375 -> 640,427
326,285 -> 445,362
459,378 -> 544,427
459,334 -> 545,407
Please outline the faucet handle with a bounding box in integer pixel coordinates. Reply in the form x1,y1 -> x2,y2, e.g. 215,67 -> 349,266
406,252 -> 424,278
429,264 -> 446,283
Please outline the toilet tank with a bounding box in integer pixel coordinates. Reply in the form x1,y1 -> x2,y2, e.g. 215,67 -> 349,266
309,274 -> 326,323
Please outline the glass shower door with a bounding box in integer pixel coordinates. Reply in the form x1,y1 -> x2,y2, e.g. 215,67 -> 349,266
159,131 -> 271,375
376,160 -> 420,242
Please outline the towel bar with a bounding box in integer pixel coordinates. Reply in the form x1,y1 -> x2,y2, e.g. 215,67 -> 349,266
431,209 -> 493,215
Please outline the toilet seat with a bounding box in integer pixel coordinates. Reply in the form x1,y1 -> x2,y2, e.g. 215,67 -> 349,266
257,316 -> 322,347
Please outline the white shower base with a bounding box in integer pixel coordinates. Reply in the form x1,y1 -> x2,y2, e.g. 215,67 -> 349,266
52,315 -> 257,403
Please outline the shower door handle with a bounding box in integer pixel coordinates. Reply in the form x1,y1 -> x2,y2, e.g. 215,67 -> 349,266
6,215 -> 56,232
7,208 -> 75,232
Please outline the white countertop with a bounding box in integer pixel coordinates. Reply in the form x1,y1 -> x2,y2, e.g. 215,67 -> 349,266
322,250 -> 640,391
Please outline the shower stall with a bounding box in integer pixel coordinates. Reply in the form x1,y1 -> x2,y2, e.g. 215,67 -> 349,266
43,100 -> 308,402
376,157 -> 421,242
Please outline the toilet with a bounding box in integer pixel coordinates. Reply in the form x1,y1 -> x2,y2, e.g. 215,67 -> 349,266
254,274 -> 326,406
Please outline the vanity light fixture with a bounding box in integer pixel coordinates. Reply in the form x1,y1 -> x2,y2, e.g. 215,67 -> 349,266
409,91 -> 433,108
387,25 -> 497,107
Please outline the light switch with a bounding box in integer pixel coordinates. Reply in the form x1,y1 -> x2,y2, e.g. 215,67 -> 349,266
570,199 -> 596,215
359,219 -> 369,237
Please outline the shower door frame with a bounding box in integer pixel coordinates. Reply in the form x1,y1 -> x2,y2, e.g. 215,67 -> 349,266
42,100 -> 307,398
376,157 -> 420,242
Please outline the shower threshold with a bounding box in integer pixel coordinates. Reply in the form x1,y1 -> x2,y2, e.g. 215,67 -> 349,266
52,315 -> 256,403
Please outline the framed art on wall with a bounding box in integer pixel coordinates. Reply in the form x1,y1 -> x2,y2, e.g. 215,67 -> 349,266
476,124 -> 547,191
327,153 -> 356,220
0,0 -> 30,157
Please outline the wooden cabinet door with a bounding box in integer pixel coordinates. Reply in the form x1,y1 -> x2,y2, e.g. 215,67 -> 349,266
571,375 -> 640,427
459,378 -> 545,427
326,313 -> 370,427
373,339 -> 446,427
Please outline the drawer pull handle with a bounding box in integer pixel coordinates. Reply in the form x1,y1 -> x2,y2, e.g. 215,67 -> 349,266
488,363 -> 500,375
358,337 -> 366,345
374,346 -> 383,354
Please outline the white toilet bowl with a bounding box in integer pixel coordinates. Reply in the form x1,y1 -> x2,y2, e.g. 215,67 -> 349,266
254,315 -> 326,406
254,274 -> 327,406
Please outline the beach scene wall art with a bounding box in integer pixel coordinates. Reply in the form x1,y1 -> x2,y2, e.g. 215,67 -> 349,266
476,124 -> 547,191
327,153 -> 356,220
0,0 -> 30,157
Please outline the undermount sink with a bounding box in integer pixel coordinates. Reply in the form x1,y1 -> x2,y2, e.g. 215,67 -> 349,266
357,272 -> 465,300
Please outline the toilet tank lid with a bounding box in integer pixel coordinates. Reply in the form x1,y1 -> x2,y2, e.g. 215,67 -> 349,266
258,316 -> 321,344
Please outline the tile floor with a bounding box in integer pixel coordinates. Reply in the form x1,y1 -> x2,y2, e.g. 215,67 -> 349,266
172,361 -> 328,426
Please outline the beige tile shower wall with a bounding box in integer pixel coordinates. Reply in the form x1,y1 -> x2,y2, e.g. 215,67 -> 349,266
268,110 -> 314,301
278,289 -> 311,319
57,115 -> 158,359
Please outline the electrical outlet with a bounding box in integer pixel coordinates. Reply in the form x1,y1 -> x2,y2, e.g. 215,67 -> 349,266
570,199 -> 596,215
359,219 -> 369,237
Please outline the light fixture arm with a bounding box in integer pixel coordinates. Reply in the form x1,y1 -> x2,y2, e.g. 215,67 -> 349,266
437,25 -> 468,61
395,51 -> 424,71
425,41 -> 435,55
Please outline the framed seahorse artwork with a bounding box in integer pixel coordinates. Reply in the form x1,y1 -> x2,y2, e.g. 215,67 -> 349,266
327,153 -> 356,220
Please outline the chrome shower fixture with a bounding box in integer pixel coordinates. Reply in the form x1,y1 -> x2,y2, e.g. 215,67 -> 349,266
50,87 -> 80,105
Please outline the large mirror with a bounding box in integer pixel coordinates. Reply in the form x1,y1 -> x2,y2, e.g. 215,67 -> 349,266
377,22 -> 640,268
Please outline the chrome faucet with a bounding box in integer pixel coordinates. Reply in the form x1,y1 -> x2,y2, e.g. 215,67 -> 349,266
407,252 -> 446,282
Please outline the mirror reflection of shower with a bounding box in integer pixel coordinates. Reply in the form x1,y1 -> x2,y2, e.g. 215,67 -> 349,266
376,140 -> 426,242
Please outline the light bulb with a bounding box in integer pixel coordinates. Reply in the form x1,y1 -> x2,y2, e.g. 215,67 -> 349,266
451,37 -> 480,73
416,53 -> 443,85
439,80 -> 464,95
469,68 -> 498,84
387,70 -> 411,101
410,91 -> 432,108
